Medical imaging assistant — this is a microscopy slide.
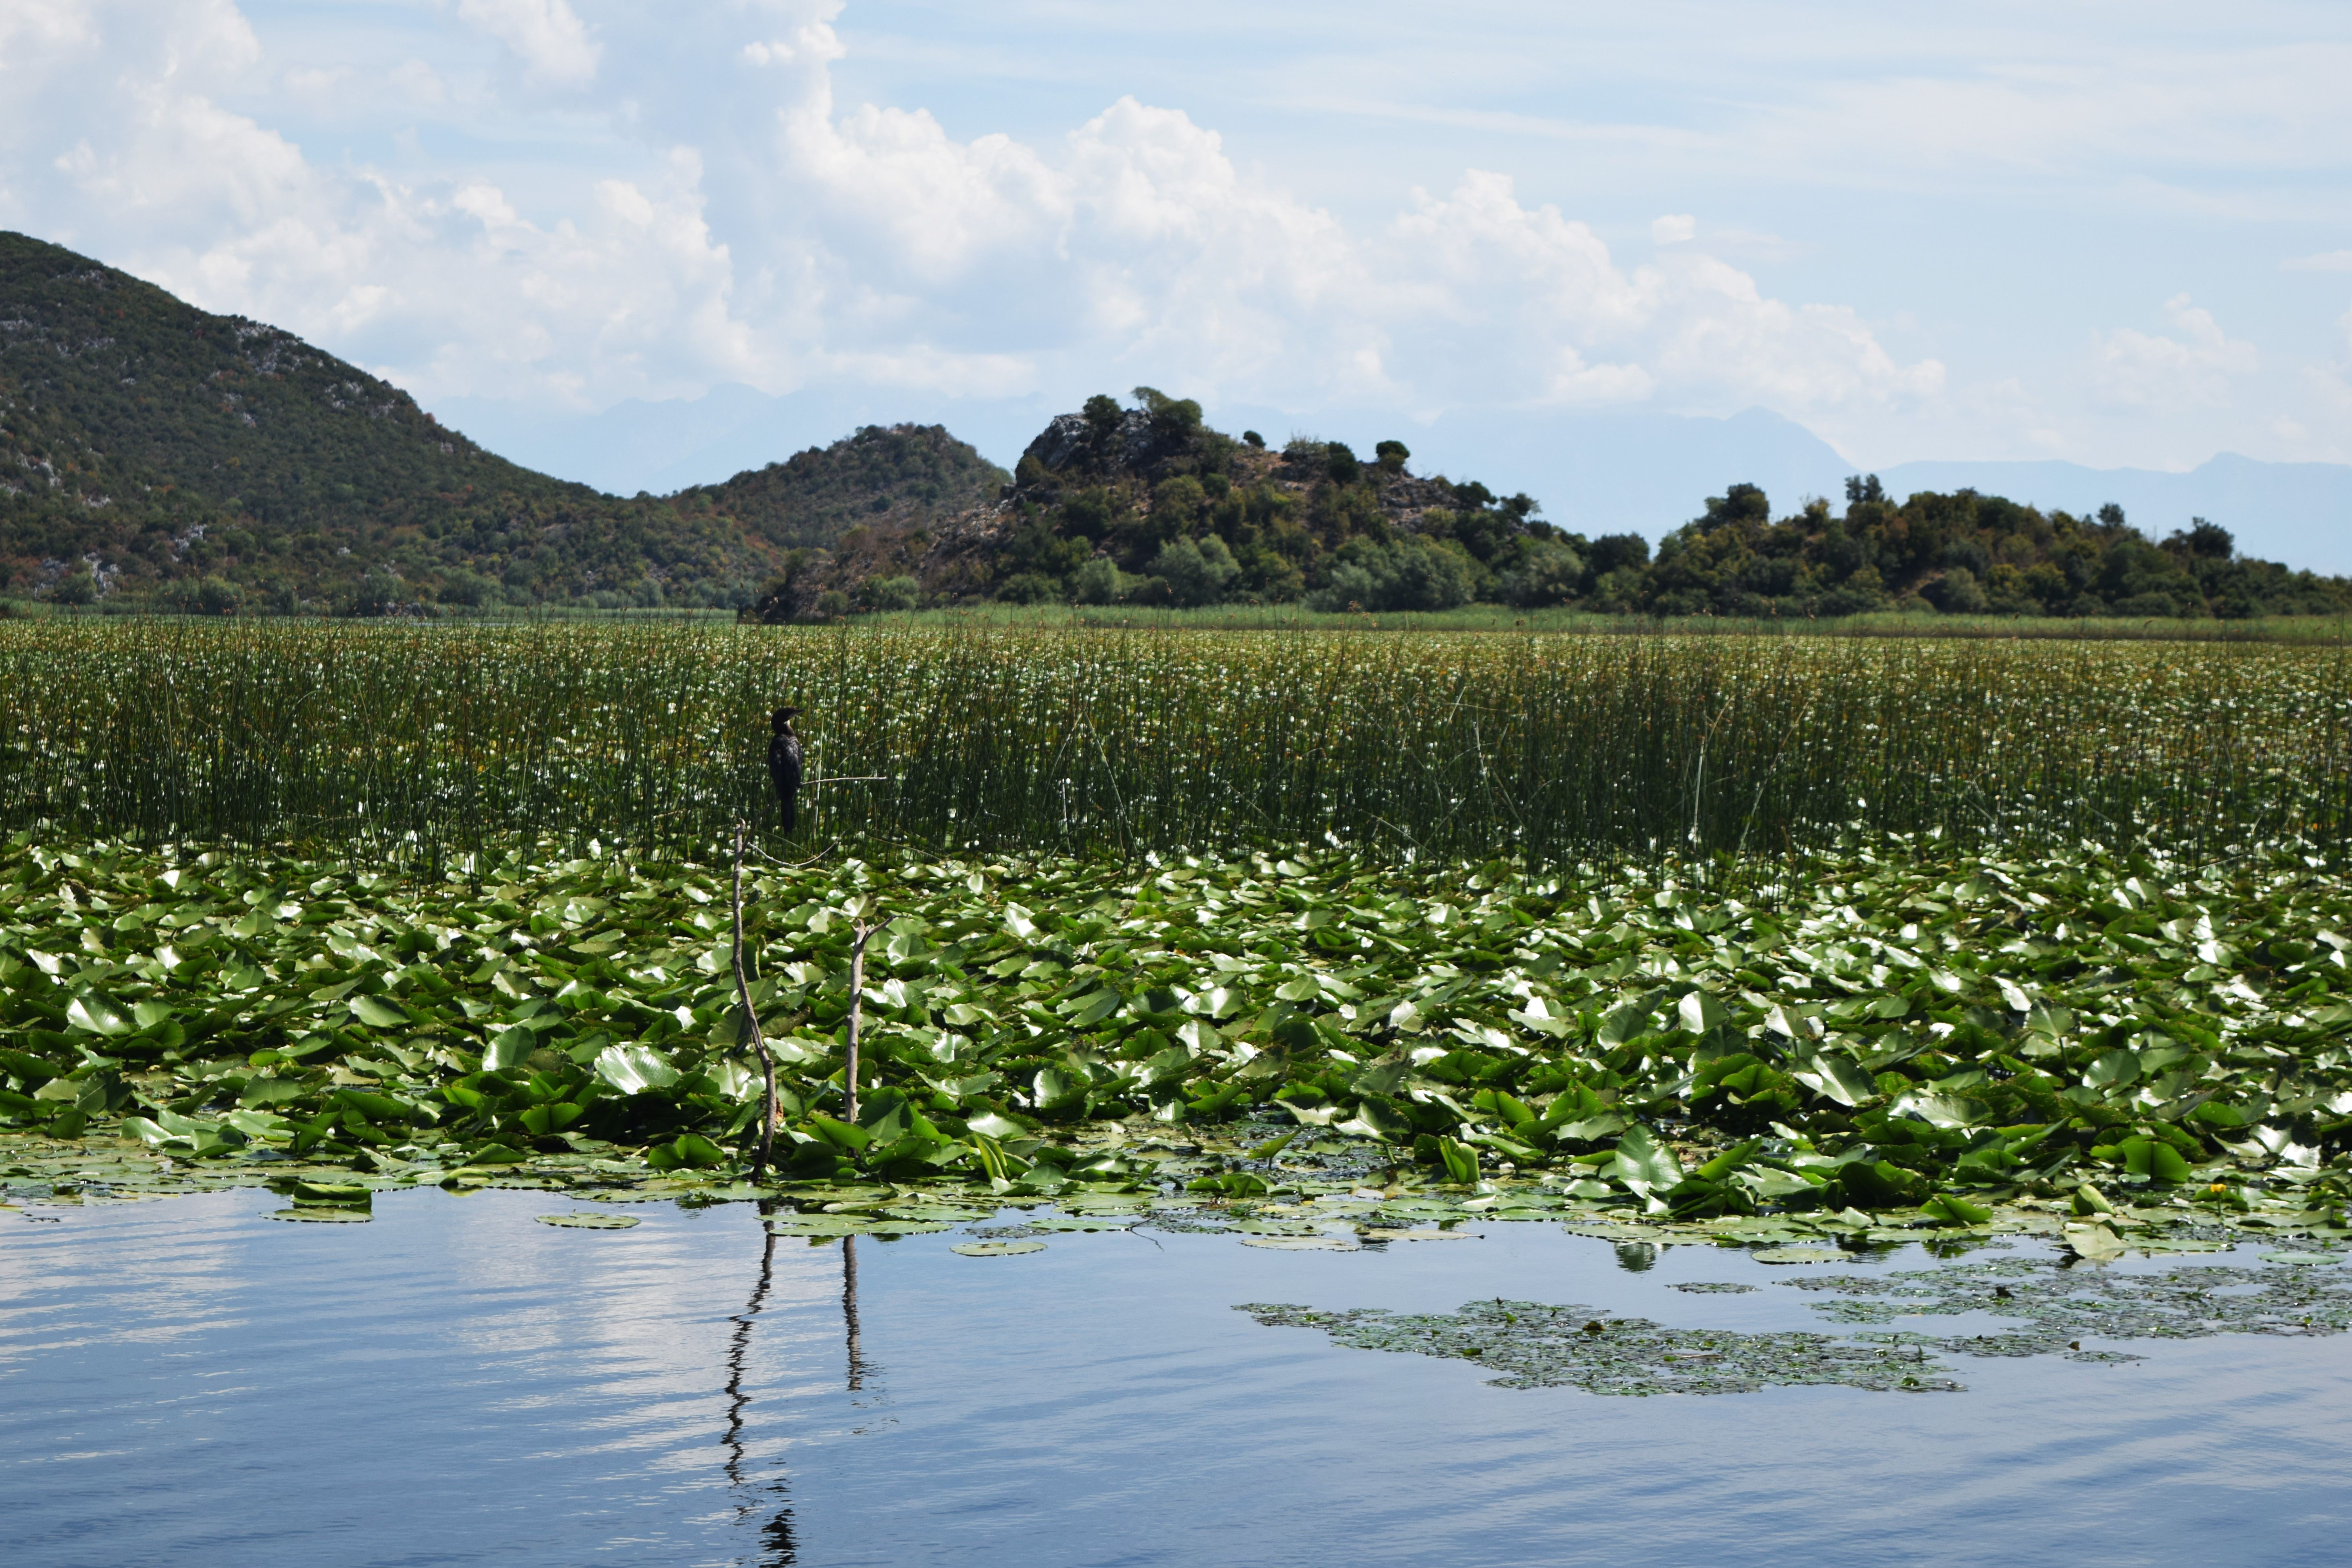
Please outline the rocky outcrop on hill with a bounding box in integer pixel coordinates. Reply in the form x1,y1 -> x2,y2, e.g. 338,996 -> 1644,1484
744,390 -> 1562,619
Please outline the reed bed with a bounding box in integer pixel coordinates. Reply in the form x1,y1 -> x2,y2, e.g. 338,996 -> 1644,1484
0,619 -> 2344,864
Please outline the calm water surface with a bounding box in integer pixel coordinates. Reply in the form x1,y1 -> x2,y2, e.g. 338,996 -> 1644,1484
4,1188 -> 2349,1566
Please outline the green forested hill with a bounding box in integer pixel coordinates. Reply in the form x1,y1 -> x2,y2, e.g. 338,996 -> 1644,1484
1628,478 -> 2352,620
746,390 -> 1576,619
0,232 -> 1004,611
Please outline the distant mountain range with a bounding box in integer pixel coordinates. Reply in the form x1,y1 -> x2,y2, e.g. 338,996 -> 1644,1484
445,391 -> 2352,578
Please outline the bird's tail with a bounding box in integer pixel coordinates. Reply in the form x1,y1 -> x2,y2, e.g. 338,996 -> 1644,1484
780,799 -> 796,836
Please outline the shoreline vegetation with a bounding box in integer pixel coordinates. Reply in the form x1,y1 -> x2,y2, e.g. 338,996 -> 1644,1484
8,598 -> 2352,644
3,617 -> 2350,1251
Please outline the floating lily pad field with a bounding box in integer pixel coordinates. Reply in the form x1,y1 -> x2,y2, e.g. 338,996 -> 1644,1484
1242,1245 -> 2352,1396
6,822 -> 2352,1252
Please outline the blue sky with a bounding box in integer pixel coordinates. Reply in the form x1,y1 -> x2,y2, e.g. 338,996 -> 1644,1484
5,0 -> 2351,484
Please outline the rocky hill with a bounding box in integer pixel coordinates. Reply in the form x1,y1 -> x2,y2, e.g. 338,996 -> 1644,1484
745,389 -> 1582,619
697,423 -> 1006,554
0,232 -> 1003,611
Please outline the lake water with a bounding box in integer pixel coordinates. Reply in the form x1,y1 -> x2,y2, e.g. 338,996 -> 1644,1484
6,1188 -> 2350,1567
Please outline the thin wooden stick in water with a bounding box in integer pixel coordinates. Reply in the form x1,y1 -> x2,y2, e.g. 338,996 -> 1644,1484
731,821 -> 779,1182
843,918 -> 871,1127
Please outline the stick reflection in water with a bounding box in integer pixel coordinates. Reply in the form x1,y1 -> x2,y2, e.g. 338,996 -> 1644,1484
844,1235 -> 870,1393
725,1207 -> 795,1565
723,1214 -> 885,1563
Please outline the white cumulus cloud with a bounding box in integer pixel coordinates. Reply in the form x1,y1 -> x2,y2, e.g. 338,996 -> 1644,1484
2092,294 -> 2259,411
0,0 -> 1944,439
457,0 -> 599,88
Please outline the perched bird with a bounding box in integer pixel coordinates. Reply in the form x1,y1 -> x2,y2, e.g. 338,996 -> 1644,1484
768,706 -> 804,833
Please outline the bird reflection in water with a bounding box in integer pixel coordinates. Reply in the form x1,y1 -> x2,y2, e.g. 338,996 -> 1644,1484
723,1211 -> 886,1564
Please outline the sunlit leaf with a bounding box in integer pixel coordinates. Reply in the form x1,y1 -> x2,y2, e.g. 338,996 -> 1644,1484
595,1044 -> 679,1094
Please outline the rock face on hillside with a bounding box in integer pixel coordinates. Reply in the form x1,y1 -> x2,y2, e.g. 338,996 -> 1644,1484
698,423 -> 1007,552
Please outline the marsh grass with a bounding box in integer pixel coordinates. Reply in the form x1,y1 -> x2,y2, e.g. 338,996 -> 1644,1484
0,618 -> 2344,864
879,603 -> 2352,643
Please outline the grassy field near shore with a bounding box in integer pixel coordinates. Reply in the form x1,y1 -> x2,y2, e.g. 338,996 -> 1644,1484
11,595 -> 2352,642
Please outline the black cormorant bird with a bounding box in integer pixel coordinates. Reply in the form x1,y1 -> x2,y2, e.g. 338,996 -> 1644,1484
768,706 -> 804,833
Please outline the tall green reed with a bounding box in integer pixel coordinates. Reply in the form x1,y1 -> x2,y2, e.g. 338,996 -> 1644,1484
0,619 -> 2343,864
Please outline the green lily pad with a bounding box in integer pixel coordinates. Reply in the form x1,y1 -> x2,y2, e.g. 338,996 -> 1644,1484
266,1207 -> 371,1223
2062,1224 -> 2128,1262
768,1215 -> 876,1237
536,1212 -> 641,1229
291,1181 -> 371,1204
952,1240 -> 1047,1257
1753,1246 -> 1847,1264
1242,1235 -> 1360,1251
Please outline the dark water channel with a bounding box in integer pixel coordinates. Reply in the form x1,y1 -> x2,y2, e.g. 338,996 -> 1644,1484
5,1188 -> 2350,1566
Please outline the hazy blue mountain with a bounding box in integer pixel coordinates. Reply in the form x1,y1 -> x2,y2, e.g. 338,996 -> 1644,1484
1395,406 -> 1854,534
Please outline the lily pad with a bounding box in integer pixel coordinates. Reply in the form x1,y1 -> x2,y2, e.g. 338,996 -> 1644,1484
535,1212 -> 641,1229
952,1240 -> 1046,1257
1563,1223 -> 1673,1243
767,1215 -> 876,1237
265,1207 -> 371,1223
2063,1224 -> 2128,1262
290,1181 -> 371,1204
1242,1235 -> 1360,1251
1753,1246 -> 1847,1265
